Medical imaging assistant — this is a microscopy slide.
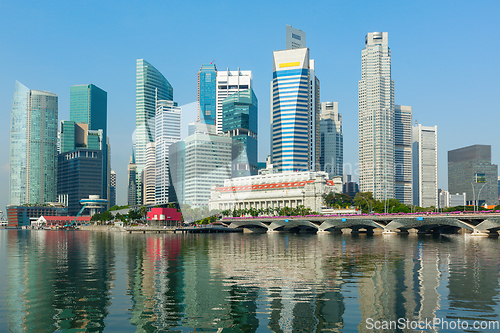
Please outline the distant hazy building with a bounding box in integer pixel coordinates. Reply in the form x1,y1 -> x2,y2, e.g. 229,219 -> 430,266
343,182 -> 359,199
320,102 -> 343,178
134,59 -> 173,204
272,26 -> 320,172
168,141 -> 186,204
358,32 -> 395,201
216,69 -> 252,134
439,191 -> 466,208
188,121 -> 216,136
109,170 -> 116,207
222,89 -> 258,177
9,81 -> 58,205
127,155 -> 137,206
286,25 -> 306,49
197,64 -> 217,126
155,100 -> 182,205
448,145 -> 498,206
144,142 -> 156,205
413,124 -> 438,207
394,105 -> 412,205
184,133 -> 232,208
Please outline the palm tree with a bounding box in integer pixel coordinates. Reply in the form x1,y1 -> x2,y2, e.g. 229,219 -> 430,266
139,206 -> 148,223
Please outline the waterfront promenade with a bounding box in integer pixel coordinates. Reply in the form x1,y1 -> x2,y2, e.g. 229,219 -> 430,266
221,211 -> 500,235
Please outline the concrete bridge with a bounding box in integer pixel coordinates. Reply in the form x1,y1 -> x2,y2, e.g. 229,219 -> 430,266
220,213 -> 500,236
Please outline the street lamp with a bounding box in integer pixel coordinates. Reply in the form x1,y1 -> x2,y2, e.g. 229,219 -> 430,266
476,183 -> 487,212
470,182 -> 476,213
360,195 -> 372,214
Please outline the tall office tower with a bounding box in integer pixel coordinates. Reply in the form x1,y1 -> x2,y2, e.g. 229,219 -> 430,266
394,105 -> 413,204
143,142 -> 156,205
57,121 -> 105,215
109,170 -> 116,208
127,155 -> 137,206
184,133 -> 232,208
448,145 -> 498,206
155,100 -> 182,205
272,27 -> 320,172
412,124 -> 438,207
216,69 -> 252,134
286,25 -> 306,49
358,32 -> 395,201
197,64 -> 217,125
222,89 -> 258,177
135,59 -> 173,204
70,84 -> 109,206
320,102 -> 343,178
9,81 -> 58,205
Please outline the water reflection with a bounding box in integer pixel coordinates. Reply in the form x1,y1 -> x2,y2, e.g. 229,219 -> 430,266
2,230 -> 500,332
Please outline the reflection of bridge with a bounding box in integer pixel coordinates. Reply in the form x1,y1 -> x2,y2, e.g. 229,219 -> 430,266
221,213 -> 500,235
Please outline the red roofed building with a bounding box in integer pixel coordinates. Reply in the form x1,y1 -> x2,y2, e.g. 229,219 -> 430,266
147,208 -> 182,226
209,171 -> 342,213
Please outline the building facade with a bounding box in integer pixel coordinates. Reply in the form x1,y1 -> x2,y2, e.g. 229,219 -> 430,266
9,81 -> 58,206
222,89 -> 258,178
155,100 -> 182,205
57,149 -> 104,215
358,32 -> 395,201
144,142 -> 156,205
216,69 -> 252,134
394,105 -> 413,205
69,84 -> 109,205
448,145 -> 498,206
285,25 -> 306,49
134,59 -> 173,204
320,102 -> 343,178
272,43 -> 319,173
209,171 -> 342,213
413,124 -> 438,207
197,64 -> 217,125
184,133 -> 232,208
127,155 -> 137,206
439,191 -> 466,208
109,170 -> 116,208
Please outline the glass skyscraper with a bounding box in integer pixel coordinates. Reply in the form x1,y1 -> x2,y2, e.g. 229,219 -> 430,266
222,89 -> 258,177
197,64 -> 217,125
135,59 -> 173,204
69,84 -> 109,205
9,81 -> 58,205
358,32 -> 395,201
320,102 -> 343,178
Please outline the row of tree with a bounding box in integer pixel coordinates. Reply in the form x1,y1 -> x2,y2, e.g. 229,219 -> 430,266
219,205 -> 317,218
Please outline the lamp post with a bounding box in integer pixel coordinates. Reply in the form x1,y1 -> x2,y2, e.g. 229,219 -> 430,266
360,195 -> 372,214
476,182 -> 487,212
470,182 -> 476,213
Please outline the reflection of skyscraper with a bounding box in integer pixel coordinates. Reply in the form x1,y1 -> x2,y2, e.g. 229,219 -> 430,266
9,81 -> 58,205
134,59 -> 173,204
359,32 -> 395,201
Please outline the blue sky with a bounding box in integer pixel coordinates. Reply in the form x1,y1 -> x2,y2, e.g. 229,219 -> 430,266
1,0 -> 499,212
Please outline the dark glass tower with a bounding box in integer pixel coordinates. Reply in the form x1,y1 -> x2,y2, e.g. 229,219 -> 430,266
70,84 -> 109,205
222,89 -> 258,177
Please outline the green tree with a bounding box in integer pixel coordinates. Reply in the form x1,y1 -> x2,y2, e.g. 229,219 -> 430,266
324,193 -> 353,208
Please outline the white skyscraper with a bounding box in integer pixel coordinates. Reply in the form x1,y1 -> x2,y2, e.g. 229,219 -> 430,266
155,100 -> 181,205
395,105 -> 413,205
215,69 -> 252,134
358,32 -> 395,201
144,142 -> 156,205
320,102 -> 343,178
286,25 -> 306,49
272,26 -> 320,172
413,124 -> 438,207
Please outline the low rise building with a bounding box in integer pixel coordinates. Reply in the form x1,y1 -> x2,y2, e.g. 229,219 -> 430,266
147,208 -> 182,226
209,171 -> 341,213
439,191 -> 466,208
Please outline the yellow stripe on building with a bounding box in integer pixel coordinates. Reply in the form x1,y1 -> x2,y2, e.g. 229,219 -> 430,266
279,62 -> 300,68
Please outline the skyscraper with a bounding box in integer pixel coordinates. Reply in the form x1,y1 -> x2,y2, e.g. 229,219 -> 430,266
134,59 -> 173,204
127,155 -> 137,206
70,84 -> 109,204
285,25 -> 306,49
9,81 -> 58,205
358,32 -> 395,201
222,89 -> 258,177
216,69 -> 252,134
413,124 -> 438,207
155,100 -> 182,205
110,170 -> 116,208
272,26 -> 319,173
448,145 -> 497,206
144,142 -> 156,205
320,102 -> 343,178
197,64 -> 217,126
394,105 -> 413,205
